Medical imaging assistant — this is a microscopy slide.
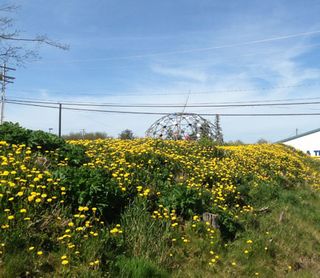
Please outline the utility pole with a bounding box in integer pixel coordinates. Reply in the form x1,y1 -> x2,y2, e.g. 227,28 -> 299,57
81,129 -> 85,139
0,63 -> 15,124
58,103 -> 62,137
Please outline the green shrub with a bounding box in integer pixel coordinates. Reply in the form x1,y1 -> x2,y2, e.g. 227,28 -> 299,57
54,167 -> 130,223
0,122 -> 31,144
158,185 -> 212,219
216,210 -> 243,241
27,130 -> 65,151
0,122 -> 88,167
57,144 -> 89,167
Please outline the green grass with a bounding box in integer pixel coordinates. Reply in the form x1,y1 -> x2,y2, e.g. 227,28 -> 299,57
174,184 -> 320,278
104,184 -> 320,277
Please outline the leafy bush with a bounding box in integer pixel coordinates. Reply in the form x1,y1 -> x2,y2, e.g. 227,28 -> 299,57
158,185 -> 212,219
54,167 -> 130,223
0,122 -> 88,167
0,122 -> 31,144
216,210 -> 243,241
27,130 -> 65,151
0,122 -> 64,151
57,144 -> 89,167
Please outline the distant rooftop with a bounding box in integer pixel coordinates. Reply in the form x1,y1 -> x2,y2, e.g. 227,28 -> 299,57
278,127 -> 320,143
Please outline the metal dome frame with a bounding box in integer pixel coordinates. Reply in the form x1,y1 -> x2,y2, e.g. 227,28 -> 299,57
145,112 -> 215,140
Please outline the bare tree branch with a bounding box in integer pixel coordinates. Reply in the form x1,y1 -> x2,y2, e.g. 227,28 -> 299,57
0,3 -> 68,65
0,35 -> 69,50
0,4 -> 19,13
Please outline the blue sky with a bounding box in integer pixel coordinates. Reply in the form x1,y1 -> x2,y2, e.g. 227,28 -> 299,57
3,0 -> 320,142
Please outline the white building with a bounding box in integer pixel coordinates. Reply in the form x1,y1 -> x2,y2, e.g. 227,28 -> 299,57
280,128 -> 320,157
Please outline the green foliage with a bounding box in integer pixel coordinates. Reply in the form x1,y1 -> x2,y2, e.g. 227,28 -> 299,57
213,114 -> 224,143
1,251 -> 35,278
217,210 -> 243,241
197,136 -> 218,147
119,129 -> 135,140
57,144 -> 89,167
63,131 -> 111,140
54,167 -> 129,222
119,199 -> 173,264
0,122 -> 65,151
0,122 -> 32,144
158,185 -> 211,219
226,140 -> 245,145
28,130 -> 65,151
114,257 -> 170,278
0,122 -> 88,167
215,185 -> 320,277
256,138 -> 269,144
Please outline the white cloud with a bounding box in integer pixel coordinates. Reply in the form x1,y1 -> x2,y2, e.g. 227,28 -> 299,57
151,64 -> 208,82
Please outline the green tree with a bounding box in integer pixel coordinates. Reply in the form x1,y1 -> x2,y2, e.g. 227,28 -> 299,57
119,129 -> 135,140
257,138 -> 269,144
214,114 -> 224,144
199,122 -> 211,139
63,132 -> 110,140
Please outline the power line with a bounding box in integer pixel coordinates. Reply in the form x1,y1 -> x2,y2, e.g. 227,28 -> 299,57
9,82 -> 320,98
6,100 -> 320,117
7,94 -> 320,105
6,98 -> 320,108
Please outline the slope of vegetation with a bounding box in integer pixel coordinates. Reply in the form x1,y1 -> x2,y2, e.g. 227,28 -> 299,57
0,122 -> 319,277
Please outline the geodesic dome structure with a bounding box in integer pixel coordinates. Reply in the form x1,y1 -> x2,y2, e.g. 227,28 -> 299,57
145,113 -> 216,140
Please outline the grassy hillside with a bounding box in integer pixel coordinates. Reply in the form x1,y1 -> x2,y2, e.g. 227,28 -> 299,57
0,123 -> 319,277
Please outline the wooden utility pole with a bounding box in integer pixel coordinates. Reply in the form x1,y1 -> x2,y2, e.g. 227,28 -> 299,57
58,103 -> 62,137
0,63 -> 16,124
0,64 -> 5,124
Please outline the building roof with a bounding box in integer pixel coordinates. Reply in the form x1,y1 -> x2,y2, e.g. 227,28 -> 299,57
278,127 -> 320,143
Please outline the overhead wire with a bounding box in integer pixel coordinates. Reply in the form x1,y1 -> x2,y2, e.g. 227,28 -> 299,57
7,94 -> 320,105
6,98 -> 320,108
9,82 -> 320,97
6,100 -> 320,117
